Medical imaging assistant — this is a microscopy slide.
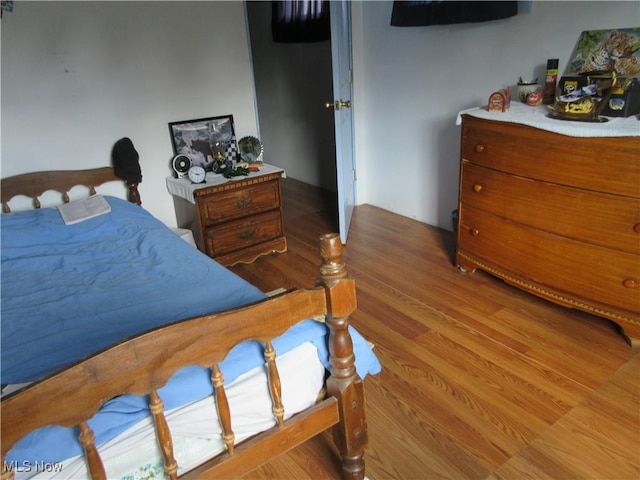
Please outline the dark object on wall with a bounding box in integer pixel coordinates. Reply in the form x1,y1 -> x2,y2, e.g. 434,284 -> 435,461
390,1 -> 517,27
272,0 -> 330,43
112,137 -> 142,184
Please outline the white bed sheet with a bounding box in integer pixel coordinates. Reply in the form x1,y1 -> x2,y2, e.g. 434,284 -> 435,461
13,342 -> 325,480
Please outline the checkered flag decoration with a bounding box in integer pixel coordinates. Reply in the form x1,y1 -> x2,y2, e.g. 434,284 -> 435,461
224,135 -> 239,163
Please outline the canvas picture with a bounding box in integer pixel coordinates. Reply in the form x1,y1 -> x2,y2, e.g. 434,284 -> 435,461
565,28 -> 640,76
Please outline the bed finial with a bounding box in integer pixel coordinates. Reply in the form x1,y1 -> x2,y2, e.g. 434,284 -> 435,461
126,182 -> 142,206
319,233 -> 346,284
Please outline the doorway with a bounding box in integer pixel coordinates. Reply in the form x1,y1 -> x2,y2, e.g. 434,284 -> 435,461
245,1 -> 338,226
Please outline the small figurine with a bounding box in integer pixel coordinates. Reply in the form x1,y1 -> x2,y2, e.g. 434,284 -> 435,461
488,86 -> 511,112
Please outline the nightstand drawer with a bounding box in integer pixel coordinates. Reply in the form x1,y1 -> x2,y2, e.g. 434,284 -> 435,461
203,210 -> 284,256
460,162 -> 640,254
458,205 -> 640,315
197,179 -> 281,227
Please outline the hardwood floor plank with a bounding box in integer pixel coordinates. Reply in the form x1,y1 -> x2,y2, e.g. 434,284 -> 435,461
365,376 -> 489,480
229,178 -> 640,480
352,276 -> 590,412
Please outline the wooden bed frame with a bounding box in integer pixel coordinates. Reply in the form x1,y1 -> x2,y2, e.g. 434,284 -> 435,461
1,168 -> 368,480
1,167 -> 141,212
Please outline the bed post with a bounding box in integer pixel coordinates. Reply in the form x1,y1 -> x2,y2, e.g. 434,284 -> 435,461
126,182 -> 142,206
318,233 -> 368,480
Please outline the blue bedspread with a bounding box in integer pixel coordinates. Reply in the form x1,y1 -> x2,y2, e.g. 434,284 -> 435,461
1,197 -> 381,464
1,196 -> 266,384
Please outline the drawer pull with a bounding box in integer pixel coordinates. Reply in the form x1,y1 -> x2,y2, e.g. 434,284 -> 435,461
469,228 -> 480,237
622,278 -> 637,288
473,184 -> 483,193
634,223 -> 640,234
235,198 -> 253,209
238,229 -> 256,241
474,144 -> 485,153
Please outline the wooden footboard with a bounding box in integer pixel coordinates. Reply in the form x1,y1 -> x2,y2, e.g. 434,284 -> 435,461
1,233 -> 367,480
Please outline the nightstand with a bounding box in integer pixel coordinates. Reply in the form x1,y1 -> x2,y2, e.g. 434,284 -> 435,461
167,164 -> 287,266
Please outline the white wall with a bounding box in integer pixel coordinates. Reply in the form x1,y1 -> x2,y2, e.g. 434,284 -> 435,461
2,1 -> 638,232
1,1 -> 258,227
352,1 -> 639,230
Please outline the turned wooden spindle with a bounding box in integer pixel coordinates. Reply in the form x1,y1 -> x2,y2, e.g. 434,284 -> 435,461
149,391 -> 178,480
265,340 -> 285,427
78,421 -> 107,480
211,364 -> 235,455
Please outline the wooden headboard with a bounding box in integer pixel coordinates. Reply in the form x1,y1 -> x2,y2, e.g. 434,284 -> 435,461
1,167 -> 141,213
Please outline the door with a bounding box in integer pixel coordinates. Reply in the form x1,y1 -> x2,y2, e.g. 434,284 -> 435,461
329,0 -> 355,244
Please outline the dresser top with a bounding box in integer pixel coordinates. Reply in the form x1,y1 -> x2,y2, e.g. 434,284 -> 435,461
457,102 -> 639,138
166,163 -> 285,203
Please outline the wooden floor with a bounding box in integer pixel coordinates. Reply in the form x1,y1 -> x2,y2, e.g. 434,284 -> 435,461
230,178 -> 640,480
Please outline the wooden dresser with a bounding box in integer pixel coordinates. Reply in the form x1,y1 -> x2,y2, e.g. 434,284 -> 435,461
168,167 -> 287,266
456,113 -> 640,346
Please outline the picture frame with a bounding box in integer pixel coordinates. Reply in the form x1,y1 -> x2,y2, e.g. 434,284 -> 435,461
565,28 -> 640,76
168,115 -> 238,171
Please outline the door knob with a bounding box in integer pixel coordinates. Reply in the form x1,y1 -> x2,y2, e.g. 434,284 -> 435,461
325,100 -> 351,110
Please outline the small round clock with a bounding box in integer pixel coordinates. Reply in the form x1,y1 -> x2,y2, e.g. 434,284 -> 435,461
172,154 -> 191,178
188,165 -> 206,184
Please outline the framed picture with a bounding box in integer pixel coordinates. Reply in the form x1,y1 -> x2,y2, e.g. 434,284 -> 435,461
565,28 -> 640,76
168,115 -> 238,171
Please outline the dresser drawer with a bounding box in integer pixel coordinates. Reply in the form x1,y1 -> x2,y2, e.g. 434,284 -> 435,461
460,162 -> 640,255
458,205 -> 640,315
203,210 -> 284,256
197,179 -> 281,227
461,115 -> 640,198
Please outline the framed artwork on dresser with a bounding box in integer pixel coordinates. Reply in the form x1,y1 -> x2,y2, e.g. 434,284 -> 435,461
168,115 -> 238,171
566,28 -> 640,76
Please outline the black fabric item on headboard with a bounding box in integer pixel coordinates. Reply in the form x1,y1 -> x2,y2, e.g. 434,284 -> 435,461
112,137 -> 142,184
390,1 -> 517,27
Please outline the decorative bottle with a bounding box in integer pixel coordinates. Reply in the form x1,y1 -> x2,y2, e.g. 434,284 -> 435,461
543,58 -> 559,105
